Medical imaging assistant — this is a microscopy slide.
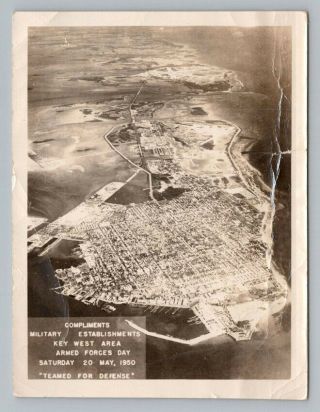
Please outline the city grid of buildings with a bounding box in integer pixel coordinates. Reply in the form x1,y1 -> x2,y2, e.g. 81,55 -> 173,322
28,104 -> 288,342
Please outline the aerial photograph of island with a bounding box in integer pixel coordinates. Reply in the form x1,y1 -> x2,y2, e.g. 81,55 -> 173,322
27,26 -> 292,379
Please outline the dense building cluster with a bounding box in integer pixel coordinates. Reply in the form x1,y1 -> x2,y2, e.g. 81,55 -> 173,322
28,115 -> 287,341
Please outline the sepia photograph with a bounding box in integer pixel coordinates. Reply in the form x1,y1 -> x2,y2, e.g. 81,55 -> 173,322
12,11 -> 307,398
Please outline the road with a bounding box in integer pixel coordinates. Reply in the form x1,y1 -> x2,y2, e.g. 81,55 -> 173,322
103,81 -> 157,202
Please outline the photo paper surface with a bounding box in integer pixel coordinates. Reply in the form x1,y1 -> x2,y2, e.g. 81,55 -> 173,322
12,11 -> 307,398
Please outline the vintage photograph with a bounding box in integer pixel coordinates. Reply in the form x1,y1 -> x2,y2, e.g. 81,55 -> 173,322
11,11 -> 308,398
26,24 -> 292,380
